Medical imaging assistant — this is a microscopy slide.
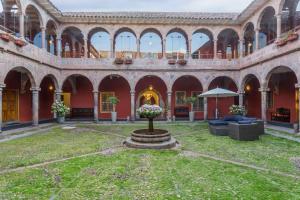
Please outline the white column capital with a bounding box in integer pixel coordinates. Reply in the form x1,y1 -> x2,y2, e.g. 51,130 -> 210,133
30,87 -> 41,92
0,83 -> 6,90
295,84 -> 300,89
93,90 -> 99,94
259,87 -> 270,92
130,91 -> 135,95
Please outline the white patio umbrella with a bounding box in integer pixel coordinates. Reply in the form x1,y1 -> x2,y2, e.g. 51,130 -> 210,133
199,88 -> 238,119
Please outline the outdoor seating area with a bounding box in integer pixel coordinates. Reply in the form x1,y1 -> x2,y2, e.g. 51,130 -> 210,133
209,115 -> 264,141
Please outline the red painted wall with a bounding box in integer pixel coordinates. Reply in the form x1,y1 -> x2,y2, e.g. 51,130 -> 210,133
244,78 -> 261,119
4,71 -> 32,123
39,77 -> 55,120
99,77 -> 131,120
208,77 -> 238,119
267,72 -> 297,123
63,76 -> 94,108
172,76 -> 203,119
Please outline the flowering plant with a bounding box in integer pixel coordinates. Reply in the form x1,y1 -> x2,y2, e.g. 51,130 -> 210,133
137,104 -> 163,132
229,105 -> 246,116
51,100 -> 70,117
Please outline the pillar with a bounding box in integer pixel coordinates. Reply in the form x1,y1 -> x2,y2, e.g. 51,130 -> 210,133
84,37 -> 88,58
214,39 -> 218,59
276,14 -> 282,40
255,29 -> 260,50
93,91 -> 99,122
0,84 -> 6,132
259,87 -> 269,122
110,38 -> 114,58
296,84 -> 300,132
239,40 -> 244,58
167,91 -> 172,121
41,27 -> 46,49
137,39 -> 140,58
130,91 -> 135,121
55,90 -> 62,101
238,91 -> 244,106
19,13 -> 24,38
162,38 -> 166,59
204,97 -> 208,121
31,87 -> 40,126
56,37 -> 62,57
187,39 -> 192,59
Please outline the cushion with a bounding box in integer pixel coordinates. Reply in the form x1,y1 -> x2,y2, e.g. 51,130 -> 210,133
224,115 -> 244,122
209,120 -> 228,126
242,117 -> 257,123
238,120 -> 253,125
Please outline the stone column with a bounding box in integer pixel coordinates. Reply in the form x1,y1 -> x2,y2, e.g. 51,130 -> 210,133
162,39 -> 166,59
0,84 -> 6,133
136,39 -> 140,58
187,39 -> 192,59
238,91 -> 245,106
56,37 -> 62,57
296,84 -> 300,132
130,91 -> 135,121
255,28 -> 260,50
93,91 -> 99,122
167,91 -> 172,121
84,37 -> 88,58
19,13 -> 24,39
259,87 -> 269,122
239,40 -> 244,58
204,97 -> 208,121
110,38 -> 114,58
31,87 -> 41,126
55,90 -> 62,101
41,27 -> 46,49
214,39 -> 218,59
276,14 -> 282,40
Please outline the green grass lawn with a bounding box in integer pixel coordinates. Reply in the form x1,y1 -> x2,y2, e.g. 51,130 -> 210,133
0,122 -> 300,199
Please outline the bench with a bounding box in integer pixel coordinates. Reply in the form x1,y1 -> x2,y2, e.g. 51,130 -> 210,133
174,106 -> 189,118
71,108 -> 93,118
271,108 -> 290,123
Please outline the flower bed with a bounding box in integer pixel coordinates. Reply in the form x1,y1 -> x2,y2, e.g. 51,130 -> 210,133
137,104 -> 163,132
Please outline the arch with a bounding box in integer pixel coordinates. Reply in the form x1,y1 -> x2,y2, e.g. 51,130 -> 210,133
240,73 -> 261,92
114,27 -> 137,59
114,27 -> 137,40
280,0 -> 300,33
24,4 -> 43,27
134,74 -> 168,91
192,28 -> 214,59
24,4 -> 43,46
87,27 -> 110,59
171,75 -> 203,90
1,0 -> 21,35
61,74 -> 94,91
39,74 -> 59,89
45,20 -> 57,55
265,66 -> 298,85
217,28 -> 240,59
243,22 -> 256,56
166,28 -> 189,59
140,28 -> 163,59
4,66 -> 36,87
61,27 -> 84,58
98,74 -> 130,91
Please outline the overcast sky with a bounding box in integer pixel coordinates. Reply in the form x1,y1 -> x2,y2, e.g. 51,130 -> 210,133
51,0 -> 253,12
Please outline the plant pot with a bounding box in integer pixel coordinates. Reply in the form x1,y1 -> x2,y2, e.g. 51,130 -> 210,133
114,58 -> 124,65
177,59 -> 187,66
287,33 -> 299,42
0,33 -> 12,42
14,39 -> 27,47
111,112 -> 117,122
189,111 -> 195,122
57,116 -> 65,124
168,59 -> 176,65
125,58 -> 133,65
276,39 -> 287,47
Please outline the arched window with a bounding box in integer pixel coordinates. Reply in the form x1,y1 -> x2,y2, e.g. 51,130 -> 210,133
46,20 -> 57,55
140,30 -> 162,59
281,0 -> 300,33
259,7 -> 277,48
61,27 -> 84,58
166,29 -> 188,60
243,23 -> 255,56
88,28 -> 110,59
114,29 -> 137,59
191,29 -> 213,59
25,5 -> 42,47
0,1 -> 20,36
217,29 -> 239,59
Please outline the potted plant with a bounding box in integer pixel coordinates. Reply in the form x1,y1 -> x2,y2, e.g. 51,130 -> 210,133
51,100 -> 70,123
109,96 -> 120,122
14,39 -> 27,47
276,34 -> 288,47
168,59 -> 176,65
0,33 -> 13,42
114,58 -> 124,65
229,105 -> 247,116
137,104 -> 163,133
287,31 -> 299,42
124,58 -> 133,64
185,96 -> 198,122
177,59 -> 187,66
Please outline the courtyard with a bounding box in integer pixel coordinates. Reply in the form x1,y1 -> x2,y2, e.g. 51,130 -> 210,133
0,122 -> 299,199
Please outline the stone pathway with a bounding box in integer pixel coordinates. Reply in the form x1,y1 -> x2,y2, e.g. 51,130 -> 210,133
265,129 -> 300,143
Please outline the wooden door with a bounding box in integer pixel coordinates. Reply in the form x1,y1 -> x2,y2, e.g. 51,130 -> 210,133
3,90 -> 18,122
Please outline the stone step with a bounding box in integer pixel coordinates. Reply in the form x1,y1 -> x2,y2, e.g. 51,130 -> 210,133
124,137 -> 177,149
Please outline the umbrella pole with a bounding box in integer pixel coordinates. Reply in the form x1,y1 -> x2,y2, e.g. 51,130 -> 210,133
215,97 -> 218,119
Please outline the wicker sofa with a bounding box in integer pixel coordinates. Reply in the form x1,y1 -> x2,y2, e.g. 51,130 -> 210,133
208,115 -> 264,141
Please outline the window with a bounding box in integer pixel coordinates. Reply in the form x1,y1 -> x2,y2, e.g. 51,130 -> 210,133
101,92 -> 114,112
192,91 -> 204,112
175,91 -> 186,105
267,91 -> 273,109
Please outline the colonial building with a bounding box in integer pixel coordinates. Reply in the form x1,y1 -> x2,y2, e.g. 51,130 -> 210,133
0,0 -> 300,131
